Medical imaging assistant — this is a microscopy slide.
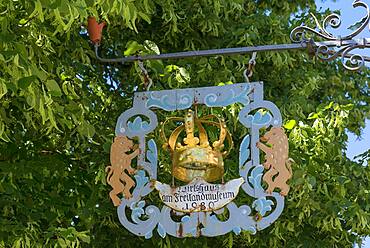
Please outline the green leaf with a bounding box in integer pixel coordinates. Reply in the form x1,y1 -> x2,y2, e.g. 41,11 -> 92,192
38,97 -> 46,124
228,233 -> 233,248
103,141 -> 112,153
49,0 -> 62,9
284,119 -> 296,130
57,238 -> 67,248
324,102 -> 334,110
342,104 -> 354,111
138,12 -> 151,24
77,121 -> 95,137
143,40 -> 159,54
18,76 -> 37,89
35,0 -> 44,22
178,67 -> 190,82
31,65 -> 48,81
44,80 -> 62,97
143,0 -> 152,12
124,41 -> 144,56
308,176 -> 316,187
124,41 -> 143,56
19,19 -> 28,25
13,54 -> 19,67
0,80 -> 8,99
77,232 -> 91,243
307,113 -> 319,120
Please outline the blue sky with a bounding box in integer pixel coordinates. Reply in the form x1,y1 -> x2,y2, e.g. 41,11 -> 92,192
314,1 -> 370,247
313,1 -> 370,157
314,0 -> 370,163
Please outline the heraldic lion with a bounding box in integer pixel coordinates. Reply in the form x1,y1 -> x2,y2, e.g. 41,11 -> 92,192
257,127 -> 292,196
106,135 -> 139,206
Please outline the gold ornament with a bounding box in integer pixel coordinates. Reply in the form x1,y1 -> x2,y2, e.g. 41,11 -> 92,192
161,110 -> 233,183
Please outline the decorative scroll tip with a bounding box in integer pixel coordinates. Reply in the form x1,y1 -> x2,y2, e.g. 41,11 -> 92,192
87,16 -> 106,45
290,0 -> 370,71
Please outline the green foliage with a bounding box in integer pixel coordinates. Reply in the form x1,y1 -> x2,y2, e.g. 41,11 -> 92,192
0,0 -> 369,247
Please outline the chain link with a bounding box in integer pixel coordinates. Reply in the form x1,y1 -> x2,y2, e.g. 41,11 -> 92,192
138,60 -> 153,91
243,52 -> 257,82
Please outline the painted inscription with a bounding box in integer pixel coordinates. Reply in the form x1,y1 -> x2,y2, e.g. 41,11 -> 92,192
154,177 -> 244,212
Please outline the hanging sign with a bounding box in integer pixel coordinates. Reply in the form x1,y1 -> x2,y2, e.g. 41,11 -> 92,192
106,82 -> 292,238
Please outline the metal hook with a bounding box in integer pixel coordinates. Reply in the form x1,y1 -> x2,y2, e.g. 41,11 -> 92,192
137,60 -> 153,91
243,52 -> 257,82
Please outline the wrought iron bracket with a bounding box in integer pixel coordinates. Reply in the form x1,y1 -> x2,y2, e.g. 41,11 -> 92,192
92,0 -> 370,71
290,0 -> 370,70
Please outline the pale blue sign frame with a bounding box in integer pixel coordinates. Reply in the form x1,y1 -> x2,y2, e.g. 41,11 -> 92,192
115,82 -> 285,238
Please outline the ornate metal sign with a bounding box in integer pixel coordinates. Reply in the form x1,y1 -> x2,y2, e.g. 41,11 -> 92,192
86,0 -> 370,239
106,81 -> 292,238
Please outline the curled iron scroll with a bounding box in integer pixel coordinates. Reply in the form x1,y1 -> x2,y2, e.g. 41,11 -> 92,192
290,0 -> 370,70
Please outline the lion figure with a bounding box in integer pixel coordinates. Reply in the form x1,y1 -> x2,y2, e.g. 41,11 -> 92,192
106,135 -> 139,206
256,127 -> 292,196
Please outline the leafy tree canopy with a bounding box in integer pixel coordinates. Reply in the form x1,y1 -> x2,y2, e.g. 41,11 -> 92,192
0,0 -> 369,247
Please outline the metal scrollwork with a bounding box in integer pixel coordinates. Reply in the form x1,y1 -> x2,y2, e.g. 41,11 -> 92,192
290,0 -> 370,70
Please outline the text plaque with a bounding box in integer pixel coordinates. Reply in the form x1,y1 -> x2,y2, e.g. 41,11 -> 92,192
154,177 -> 244,213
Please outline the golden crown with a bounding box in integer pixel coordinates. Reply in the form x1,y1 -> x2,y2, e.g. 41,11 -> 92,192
161,109 -> 233,183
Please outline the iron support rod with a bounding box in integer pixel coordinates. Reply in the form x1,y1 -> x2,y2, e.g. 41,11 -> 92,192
94,38 -> 370,64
